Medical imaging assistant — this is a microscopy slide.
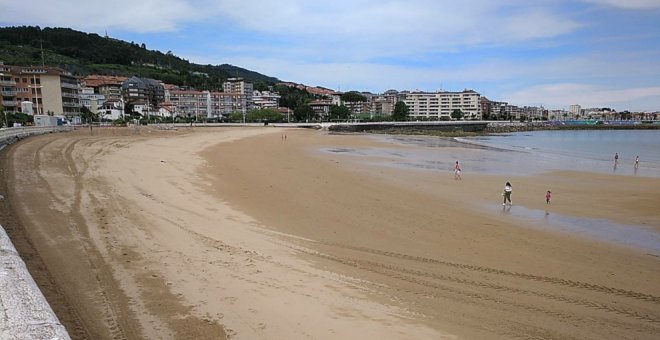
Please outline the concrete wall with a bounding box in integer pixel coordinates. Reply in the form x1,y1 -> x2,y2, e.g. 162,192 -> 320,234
0,226 -> 70,339
0,126 -> 72,148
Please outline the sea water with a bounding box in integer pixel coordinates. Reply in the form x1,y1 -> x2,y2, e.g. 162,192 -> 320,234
326,130 -> 660,178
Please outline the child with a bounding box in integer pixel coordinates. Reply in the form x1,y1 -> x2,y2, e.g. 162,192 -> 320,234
454,161 -> 462,180
503,182 -> 512,205
546,190 -> 552,204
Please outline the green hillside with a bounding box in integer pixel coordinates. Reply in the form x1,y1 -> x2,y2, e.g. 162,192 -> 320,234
0,26 -> 279,90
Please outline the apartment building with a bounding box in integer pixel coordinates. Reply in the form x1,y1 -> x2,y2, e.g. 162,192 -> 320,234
252,90 -> 280,109
404,89 -> 481,120
0,63 -> 17,113
2,65 -> 81,116
166,89 -> 210,120
83,75 -> 127,102
223,78 -> 253,113
165,89 -> 245,120
121,76 -> 165,112
370,90 -> 403,116
79,87 -> 106,113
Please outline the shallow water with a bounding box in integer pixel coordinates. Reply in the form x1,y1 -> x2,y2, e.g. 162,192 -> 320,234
324,132 -> 660,178
321,132 -> 660,253
492,204 -> 660,255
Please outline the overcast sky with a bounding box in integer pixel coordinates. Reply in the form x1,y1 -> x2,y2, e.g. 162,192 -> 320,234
2,0 -> 659,111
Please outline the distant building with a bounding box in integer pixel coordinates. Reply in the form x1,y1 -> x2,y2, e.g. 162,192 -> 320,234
309,99 -> 333,119
79,87 -> 105,113
223,78 -> 253,113
121,76 -> 165,114
165,88 -> 252,121
252,90 -> 280,109
570,104 -> 582,118
82,75 -> 127,103
404,89 -> 481,120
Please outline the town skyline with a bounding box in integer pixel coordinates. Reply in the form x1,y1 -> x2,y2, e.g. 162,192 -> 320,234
1,0 -> 659,111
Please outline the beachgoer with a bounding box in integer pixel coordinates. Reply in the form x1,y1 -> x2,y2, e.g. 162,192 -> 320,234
454,161 -> 462,180
635,155 -> 639,168
614,152 -> 619,163
546,190 -> 552,204
503,182 -> 512,206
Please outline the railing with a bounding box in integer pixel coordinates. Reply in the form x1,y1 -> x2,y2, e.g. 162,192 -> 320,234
1,90 -> 16,96
62,102 -> 81,108
0,79 -> 16,86
2,100 -> 17,107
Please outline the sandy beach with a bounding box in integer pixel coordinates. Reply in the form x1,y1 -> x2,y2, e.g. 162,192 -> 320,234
2,126 -> 659,339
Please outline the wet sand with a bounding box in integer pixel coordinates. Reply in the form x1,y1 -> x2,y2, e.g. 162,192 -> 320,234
3,127 -> 660,339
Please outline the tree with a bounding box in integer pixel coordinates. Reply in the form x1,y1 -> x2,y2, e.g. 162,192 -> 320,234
80,106 -> 98,123
392,101 -> 409,121
451,109 -> 464,120
340,91 -> 367,103
294,105 -> 316,122
329,104 -> 351,120
229,111 -> 244,123
246,108 -> 283,122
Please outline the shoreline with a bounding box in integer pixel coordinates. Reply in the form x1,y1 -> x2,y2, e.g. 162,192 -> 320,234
3,127 -> 659,339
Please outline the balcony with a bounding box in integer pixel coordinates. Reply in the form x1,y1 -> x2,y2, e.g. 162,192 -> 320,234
0,80 -> 16,86
2,100 -> 17,107
62,102 -> 81,108
61,92 -> 80,99
1,90 -> 16,96
60,82 -> 80,90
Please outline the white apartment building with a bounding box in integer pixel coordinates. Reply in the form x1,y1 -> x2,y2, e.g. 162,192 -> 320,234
252,90 -> 280,109
166,89 -> 246,120
570,104 -> 582,118
404,90 -> 481,120
79,87 -> 105,113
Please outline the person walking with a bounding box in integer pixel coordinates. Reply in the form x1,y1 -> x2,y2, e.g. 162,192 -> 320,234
635,155 -> 639,168
546,190 -> 552,204
503,182 -> 512,206
614,152 -> 619,164
454,161 -> 462,180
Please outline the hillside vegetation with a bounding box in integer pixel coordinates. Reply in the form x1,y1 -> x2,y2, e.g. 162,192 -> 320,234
0,26 -> 278,90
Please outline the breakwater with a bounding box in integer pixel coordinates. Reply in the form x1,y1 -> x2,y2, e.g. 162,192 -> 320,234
485,121 -> 660,133
326,121 -> 489,133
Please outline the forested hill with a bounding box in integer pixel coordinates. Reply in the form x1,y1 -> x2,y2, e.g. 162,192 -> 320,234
0,26 -> 279,90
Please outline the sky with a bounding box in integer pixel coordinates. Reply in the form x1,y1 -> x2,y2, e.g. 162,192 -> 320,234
1,0 -> 660,111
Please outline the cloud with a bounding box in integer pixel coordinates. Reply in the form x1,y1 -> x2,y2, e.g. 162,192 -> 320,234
581,0 -> 660,9
209,0 -> 582,58
0,0 -> 202,33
